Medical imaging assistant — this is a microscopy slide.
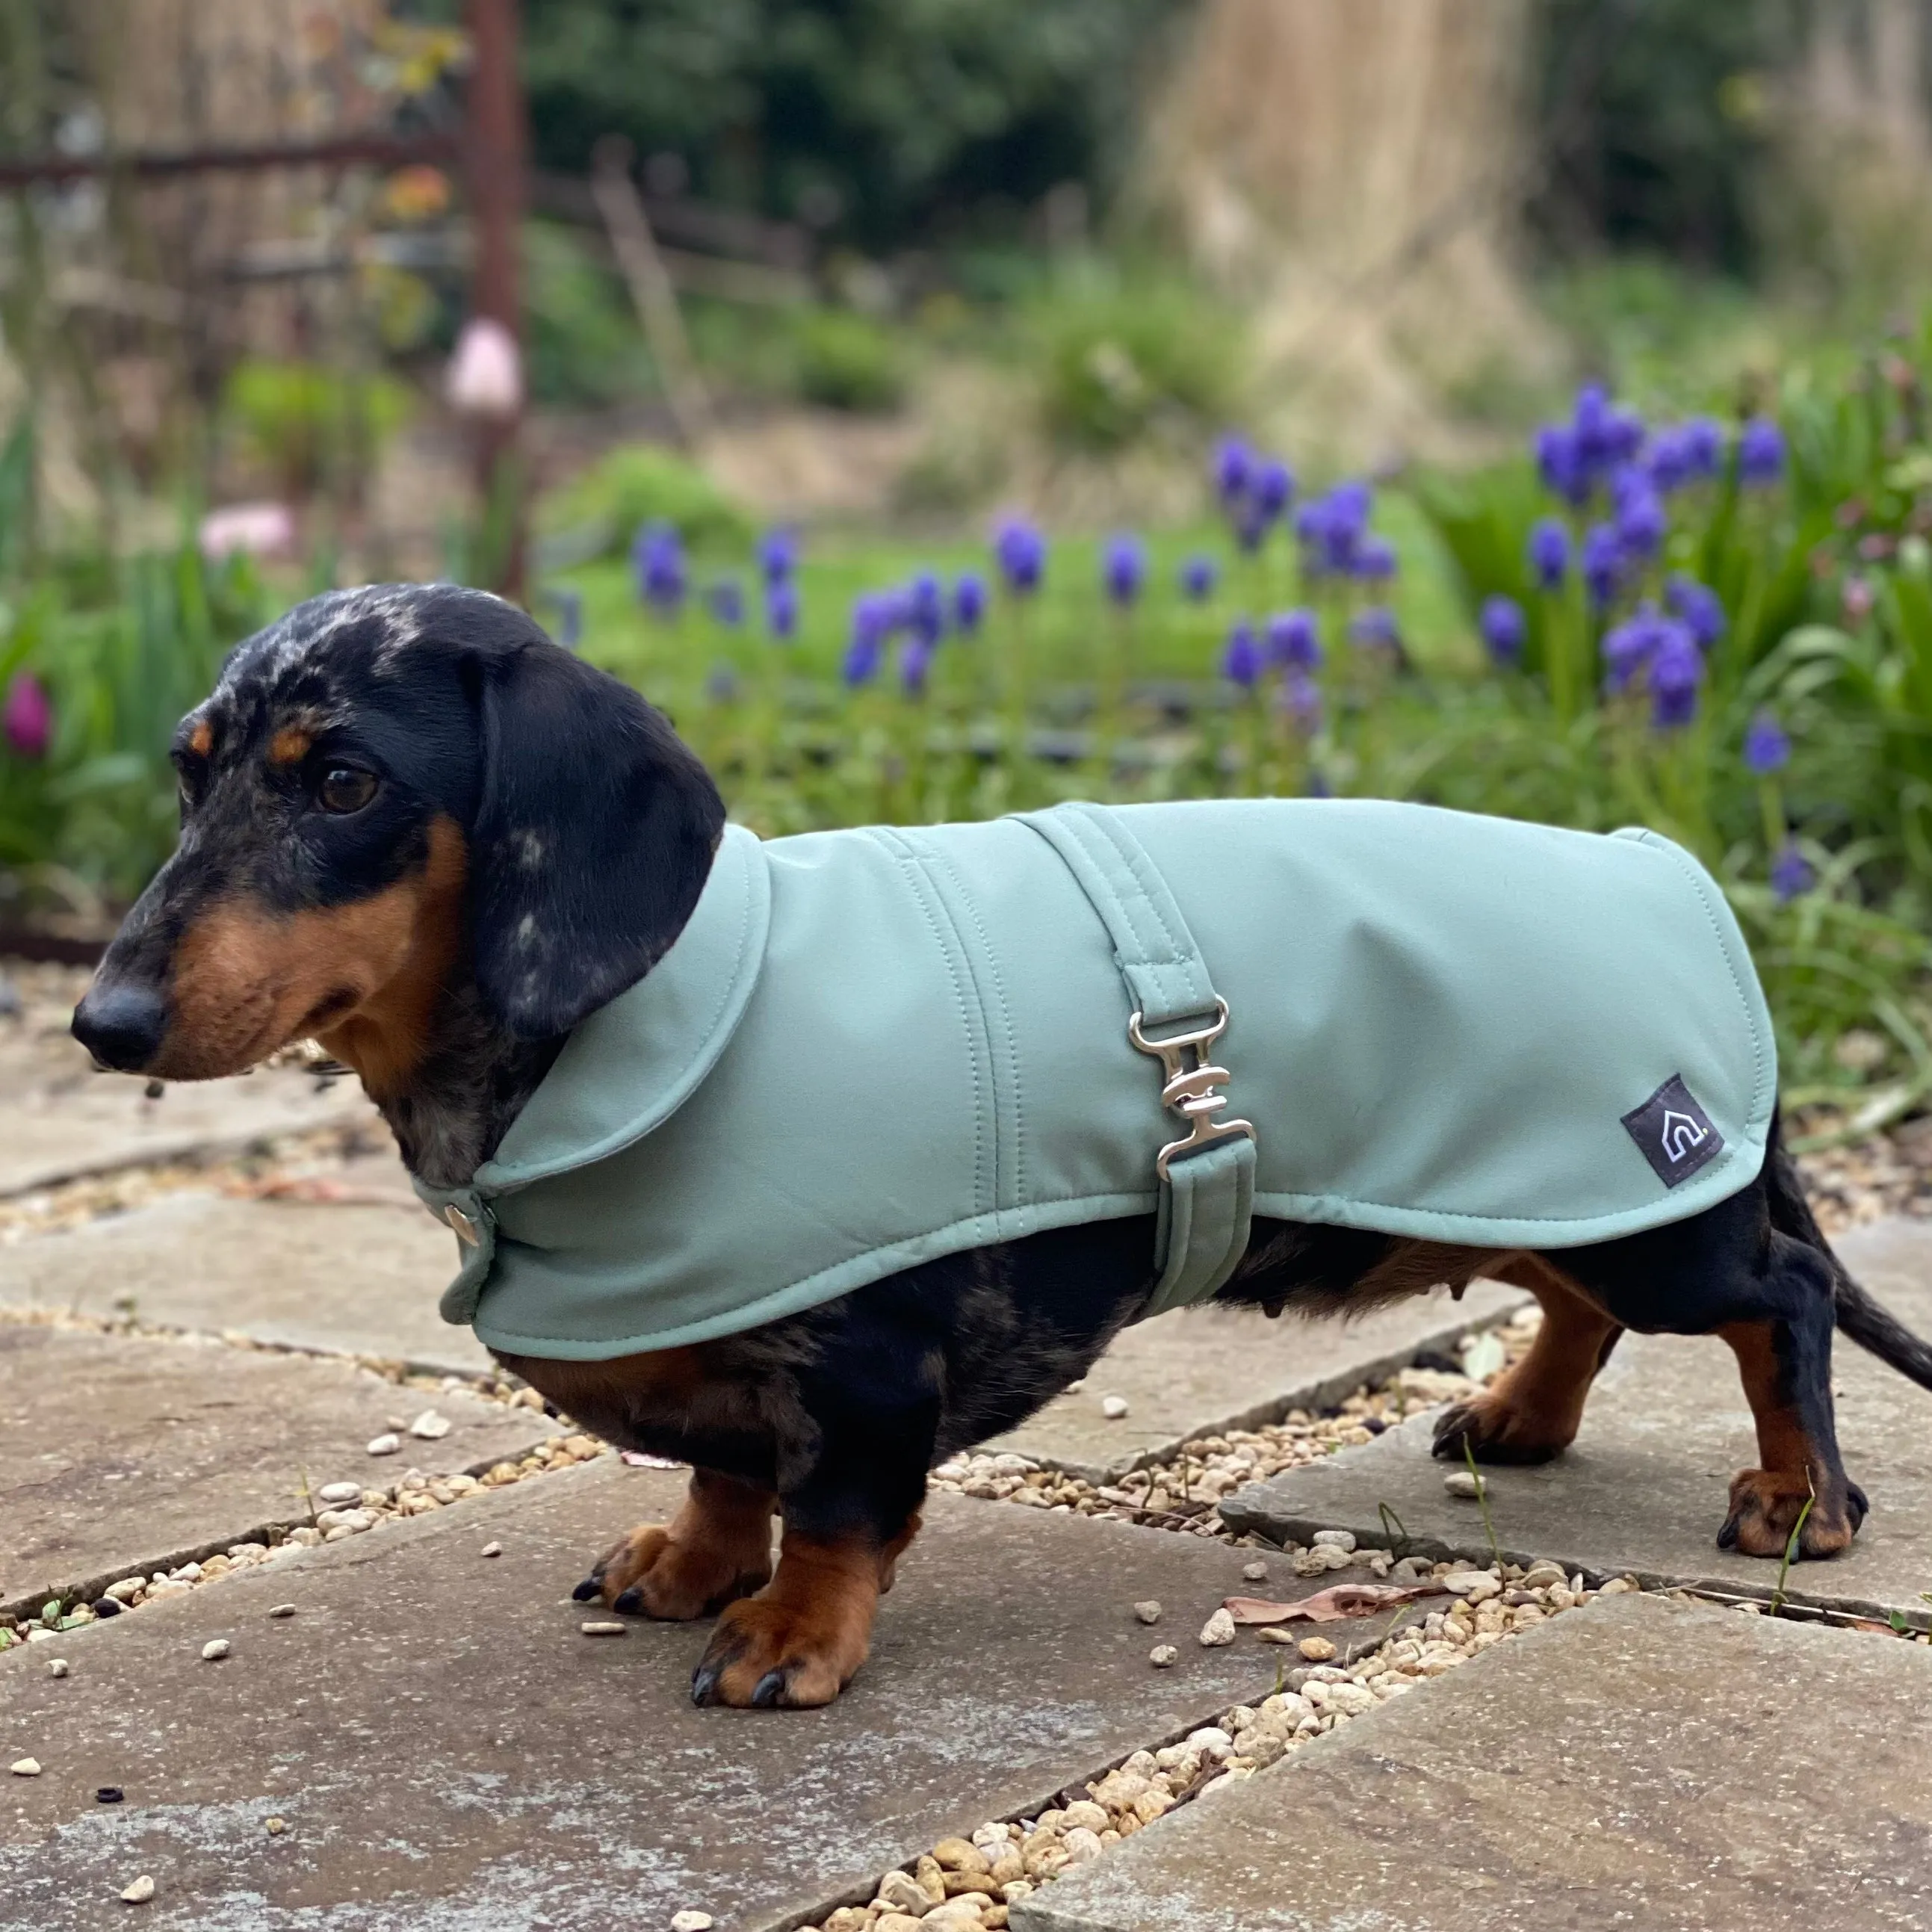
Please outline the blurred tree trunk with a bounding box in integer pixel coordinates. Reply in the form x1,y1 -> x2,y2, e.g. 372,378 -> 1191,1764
1145,0 -> 1555,460
1768,0 -> 1932,307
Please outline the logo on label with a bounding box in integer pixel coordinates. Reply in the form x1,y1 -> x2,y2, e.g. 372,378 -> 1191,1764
1622,1075 -> 1724,1188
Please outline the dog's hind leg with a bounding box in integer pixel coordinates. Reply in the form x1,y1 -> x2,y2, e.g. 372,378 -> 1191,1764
1716,1247 -> 1868,1558
1432,1258 -> 1623,1466
575,1467 -> 776,1620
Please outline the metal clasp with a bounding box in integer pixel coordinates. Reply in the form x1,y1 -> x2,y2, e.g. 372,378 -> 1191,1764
1127,997 -> 1257,1180
445,1203 -> 481,1248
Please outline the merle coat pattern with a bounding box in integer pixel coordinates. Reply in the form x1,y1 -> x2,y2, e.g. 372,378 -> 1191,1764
72,585 -> 1932,1709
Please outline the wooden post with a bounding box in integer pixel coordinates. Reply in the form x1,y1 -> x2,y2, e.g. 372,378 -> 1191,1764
464,0 -> 527,598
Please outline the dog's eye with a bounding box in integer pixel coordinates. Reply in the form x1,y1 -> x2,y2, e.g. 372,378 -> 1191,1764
318,767 -> 379,815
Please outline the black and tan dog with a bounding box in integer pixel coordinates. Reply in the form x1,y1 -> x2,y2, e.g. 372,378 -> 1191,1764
73,584 -> 1932,1708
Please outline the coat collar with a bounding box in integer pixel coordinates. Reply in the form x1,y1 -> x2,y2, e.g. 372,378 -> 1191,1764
474,820 -> 771,1195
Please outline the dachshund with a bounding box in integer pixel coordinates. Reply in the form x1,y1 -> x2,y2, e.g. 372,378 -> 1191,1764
72,584 -> 1932,1709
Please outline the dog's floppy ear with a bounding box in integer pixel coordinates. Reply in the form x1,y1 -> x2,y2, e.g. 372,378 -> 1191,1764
467,640 -> 724,1039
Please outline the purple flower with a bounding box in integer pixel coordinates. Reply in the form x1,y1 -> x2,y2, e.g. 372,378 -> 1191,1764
1682,418 -> 1724,480
1479,595 -> 1526,667
1179,554 -> 1219,602
908,569 -> 946,644
766,579 -> 799,640
1349,606 -> 1400,655
758,527 -> 799,584
1103,533 -> 1147,608
1528,517 -> 1571,590
953,571 -> 987,634
1647,628 -> 1705,729
1582,522 -> 1623,608
899,634 -> 934,696
843,592 -> 894,685
1666,575 -> 1726,650
1739,417 -> 1786,487
1213,436 -> 1254,506
632,522 -> 687,615
1535,424 -> 1588,506
994,518 -> 1047,595
1296,482 -> 1375,576
1771,840 -> 1814,902
1744,710 -> 1791,775
1611,471 -> 1668,560
3,672 -> 50,759
1222,619 -> 1262,688
1251,458 -> 1294,522
706,578 -> 746,627
1352,536 -> 1398,583
1602,601 -> 1677,693
1265,608 -> 1321,670
1278,669 -> 1322,733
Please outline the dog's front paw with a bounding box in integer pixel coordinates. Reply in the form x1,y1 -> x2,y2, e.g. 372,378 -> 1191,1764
1718,1471 -> 1868,1559
573,1522 -> 772,1621
1431,1391 -> 1570,1466
689,1594 -> 870,1709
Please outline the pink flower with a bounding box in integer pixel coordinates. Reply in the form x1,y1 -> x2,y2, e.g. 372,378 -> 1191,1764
199,501 -> 295,563
3,672 -> 52,759
446,317 -> 523,419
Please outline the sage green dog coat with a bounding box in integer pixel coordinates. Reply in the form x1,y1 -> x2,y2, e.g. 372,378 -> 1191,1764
420,799 -> 1776,1361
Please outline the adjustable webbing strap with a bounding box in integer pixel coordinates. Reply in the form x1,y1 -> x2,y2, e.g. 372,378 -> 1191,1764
1015,802 -> 1257,1317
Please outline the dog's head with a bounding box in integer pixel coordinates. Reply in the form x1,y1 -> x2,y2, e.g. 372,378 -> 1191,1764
72,583 -> 722,1092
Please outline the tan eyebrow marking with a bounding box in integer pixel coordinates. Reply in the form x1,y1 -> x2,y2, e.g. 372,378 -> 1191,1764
269,726 -> 313,767
188,720 -> 214,758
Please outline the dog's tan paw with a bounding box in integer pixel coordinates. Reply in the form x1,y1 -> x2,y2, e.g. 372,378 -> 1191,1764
573,1522 -> 771,1621
1431,1390 -> 1573,1466
1718,1471 -> 1867,1559
688,1594 -> 870,1709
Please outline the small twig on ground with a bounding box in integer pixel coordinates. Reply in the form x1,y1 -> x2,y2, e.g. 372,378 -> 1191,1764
1462,1438 -> 1502,1569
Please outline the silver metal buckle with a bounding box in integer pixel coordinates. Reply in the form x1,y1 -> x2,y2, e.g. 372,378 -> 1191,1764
445,1203 -> 481,1248
1127,997 -> 1257,1180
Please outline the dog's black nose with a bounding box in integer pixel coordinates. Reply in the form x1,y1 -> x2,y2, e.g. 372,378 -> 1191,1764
72,982 -> 169,1072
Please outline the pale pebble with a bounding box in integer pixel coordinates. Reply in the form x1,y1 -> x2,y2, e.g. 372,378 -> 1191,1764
121,1875 -> 156,1904
1198,1607 -> 1236,1647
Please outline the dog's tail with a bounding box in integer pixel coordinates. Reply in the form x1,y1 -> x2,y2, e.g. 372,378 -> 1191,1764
1766,1114 -> 1932,1393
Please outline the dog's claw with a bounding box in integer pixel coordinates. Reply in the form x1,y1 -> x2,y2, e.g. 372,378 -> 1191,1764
612,1585 -> 643,1614
571,1577 -> 601,1602
751,1668 -> 787,1708
690,1662 -> 723,1706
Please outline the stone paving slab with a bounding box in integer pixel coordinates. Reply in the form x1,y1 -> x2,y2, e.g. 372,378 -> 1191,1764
1221,1219 -> 1932,1626
0,1047 -> 378,1198
988,1281 -> 1526,1481
1014,1591 -> 1932,1932
0,1186 -> 483,1374
0,1460 -> 1352,1932
0,1323 -> 551,1614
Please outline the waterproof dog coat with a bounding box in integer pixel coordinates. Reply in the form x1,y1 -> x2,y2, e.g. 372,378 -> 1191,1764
419,799 -> 1776,1361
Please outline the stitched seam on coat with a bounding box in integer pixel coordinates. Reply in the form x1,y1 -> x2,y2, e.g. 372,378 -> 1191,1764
915,835 -> 1026,1213
868,827 -> 993,1219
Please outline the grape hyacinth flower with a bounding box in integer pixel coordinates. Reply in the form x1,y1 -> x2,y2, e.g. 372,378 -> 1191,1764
1252,458 -> 1294,524
1528,517 -> 1571,590
1645,425 -> 1695,495
766,579 -> 799,641
1771,840 -> 1814,902
843,592 -> 894,686
1744,710 -> 1791,775
1601,602 -> 1676,693
1279,669 -> 1322,733
1179,554 -> 1219,602
907,570 -> 946,644
1349,606 -> 1401,657
899,634 -> 934,697
706,578 -> 746,628
994,518 -> 1047,595
1265,608 -> 1321,670
632,523 -> 687,616
1611,471 -> 1668,560
1666,575 -> 1726,650
1222,619 -> 1262,688
1582,522 -> 1623,608
1535,424 -> 1588,507
758,527 -> 799,584
1352,535 -> 1398,583
1479,595 -> 1526,667
1738,417 -> 1786,486
2,672 -> 51,759
953,571 -> 987,635
1647,628 -> 1705,729
1212,436 -> 1254,507
1103,533 -> 1147,609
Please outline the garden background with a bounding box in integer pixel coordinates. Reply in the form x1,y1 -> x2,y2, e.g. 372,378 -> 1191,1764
4,0 -> 1932,1147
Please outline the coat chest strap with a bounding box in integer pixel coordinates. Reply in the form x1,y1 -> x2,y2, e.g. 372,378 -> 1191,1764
1014,803 -> 1257,1318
